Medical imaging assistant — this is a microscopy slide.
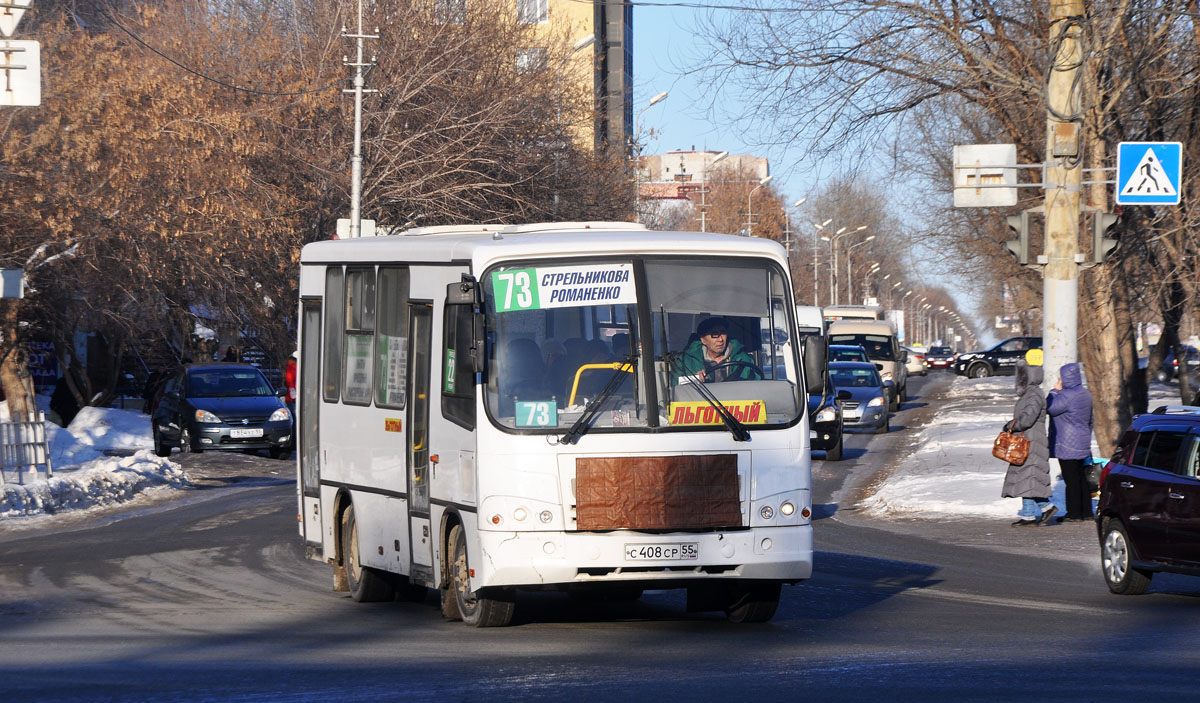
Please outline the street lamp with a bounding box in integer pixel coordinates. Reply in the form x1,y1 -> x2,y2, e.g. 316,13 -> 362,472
845,235 -> 876,303
811,218 -> 832,306
782,196 -> 806,258
820,224 -> 868,305
861,262 -> 882,303
699,150 -> 729,232
633,90 -> 669,221
745,174 -> 774,236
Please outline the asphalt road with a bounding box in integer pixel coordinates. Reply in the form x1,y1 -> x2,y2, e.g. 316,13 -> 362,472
1,374 -> 1198,701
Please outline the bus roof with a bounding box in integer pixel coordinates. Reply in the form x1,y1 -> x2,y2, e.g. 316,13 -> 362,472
299,222 -> 790,268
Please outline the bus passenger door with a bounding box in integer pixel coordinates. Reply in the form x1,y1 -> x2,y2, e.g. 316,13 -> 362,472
407,303 -> 434,582
299,300 -> 323,548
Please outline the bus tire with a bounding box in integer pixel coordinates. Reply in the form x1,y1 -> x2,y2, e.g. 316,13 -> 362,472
724,581 -> 781,623
450,524 -> 515,627
340,503 -> 395,603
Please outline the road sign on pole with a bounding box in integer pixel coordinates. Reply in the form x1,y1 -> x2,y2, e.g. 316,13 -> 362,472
1116,142 -> 1182,206
0,0 -> 32,37
0,40 -> 39,106
1,268 -> 24,298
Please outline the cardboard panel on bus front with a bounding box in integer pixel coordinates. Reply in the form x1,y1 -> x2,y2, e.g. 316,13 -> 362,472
574,455 -> 741,530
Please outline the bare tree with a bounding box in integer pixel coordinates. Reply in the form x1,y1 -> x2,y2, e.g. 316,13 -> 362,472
694,0 -> 1200,451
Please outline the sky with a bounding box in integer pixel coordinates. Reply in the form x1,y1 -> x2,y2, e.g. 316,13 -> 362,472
631,4 -> 815,209
629,6 -> 982,341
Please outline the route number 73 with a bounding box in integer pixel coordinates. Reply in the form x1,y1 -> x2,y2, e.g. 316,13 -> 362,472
515,401 -> 557,427
494,270 -> 535,311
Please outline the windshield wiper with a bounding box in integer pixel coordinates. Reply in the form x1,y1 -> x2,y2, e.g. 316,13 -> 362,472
662,352 -> 751,442
558,355 -> 636,446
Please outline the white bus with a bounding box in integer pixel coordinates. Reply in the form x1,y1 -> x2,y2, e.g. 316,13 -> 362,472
296,222 -> 825,626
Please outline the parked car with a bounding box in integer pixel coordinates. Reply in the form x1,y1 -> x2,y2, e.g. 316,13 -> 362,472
924,346 -> 955,370
1096,405 -> 1200,594
952,336 -> 1043,378
151,363 -> 293,459
1137,344 -> 1200,383
828,361 -> 890,434
903,347 -> 927,377
808,367 -> 844,461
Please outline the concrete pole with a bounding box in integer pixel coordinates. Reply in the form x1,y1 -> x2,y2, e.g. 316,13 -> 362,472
1042,0 -> 1085,390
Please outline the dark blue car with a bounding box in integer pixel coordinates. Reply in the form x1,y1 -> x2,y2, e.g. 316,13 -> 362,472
151,363 -> 293,459
808,367 -> 844,461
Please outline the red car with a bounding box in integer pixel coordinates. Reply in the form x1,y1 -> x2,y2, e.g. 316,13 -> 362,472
1097,406 -> 1200,594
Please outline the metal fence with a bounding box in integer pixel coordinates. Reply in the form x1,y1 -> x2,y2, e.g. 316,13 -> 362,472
0,411 -> 53,484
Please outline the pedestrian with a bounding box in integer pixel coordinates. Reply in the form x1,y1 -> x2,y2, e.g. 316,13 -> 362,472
284,352 -> 298,417
49,362 -> 85,428
1001,349 -> 1056,527
1047,362 -> 1094,522
223,346 -> 239,362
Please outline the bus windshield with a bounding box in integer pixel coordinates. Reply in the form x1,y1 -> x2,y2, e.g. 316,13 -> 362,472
482,257 -> 802,433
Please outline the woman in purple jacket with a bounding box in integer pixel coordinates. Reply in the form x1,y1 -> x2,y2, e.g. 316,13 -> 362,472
1047,362 -> 1094,522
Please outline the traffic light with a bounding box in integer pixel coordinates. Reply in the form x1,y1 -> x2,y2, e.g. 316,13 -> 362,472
1005,211 -> 1030,265
1093,212 -> 1119,264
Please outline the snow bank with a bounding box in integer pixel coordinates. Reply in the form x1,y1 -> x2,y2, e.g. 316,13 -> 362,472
1,450 -> 188,517
1,401 -> 185,521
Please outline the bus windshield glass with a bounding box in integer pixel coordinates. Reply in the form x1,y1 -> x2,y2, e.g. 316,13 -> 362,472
482,257 -> 801,432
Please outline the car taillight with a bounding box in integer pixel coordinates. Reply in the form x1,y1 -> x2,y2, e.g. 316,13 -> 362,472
1099,460 -> 1113,487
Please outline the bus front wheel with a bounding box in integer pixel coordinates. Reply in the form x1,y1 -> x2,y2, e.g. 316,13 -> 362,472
340,503 -> 395,603
450,524 -> 515,627
724,581 -> 781,623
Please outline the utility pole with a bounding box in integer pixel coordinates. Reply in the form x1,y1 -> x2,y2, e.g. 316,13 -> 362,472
1042,0 -> 1085,389
343,0 -> 378,238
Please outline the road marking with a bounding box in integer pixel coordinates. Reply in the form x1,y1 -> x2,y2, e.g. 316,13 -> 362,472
900,586 -> 1115,614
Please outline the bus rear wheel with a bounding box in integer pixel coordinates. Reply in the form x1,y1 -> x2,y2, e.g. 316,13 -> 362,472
450,524 -> 515,627
724,581 -> 781,623
341,503 -> 395,603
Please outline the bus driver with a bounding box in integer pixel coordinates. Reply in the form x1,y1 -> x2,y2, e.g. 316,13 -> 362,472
678,316 -> 758,383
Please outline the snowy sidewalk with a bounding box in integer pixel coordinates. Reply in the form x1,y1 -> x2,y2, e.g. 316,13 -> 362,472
861,374 -> 1176,522
860,376 -> 1075,520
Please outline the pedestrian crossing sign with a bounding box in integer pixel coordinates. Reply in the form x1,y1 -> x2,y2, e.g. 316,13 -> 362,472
1116,142 -> 1182,205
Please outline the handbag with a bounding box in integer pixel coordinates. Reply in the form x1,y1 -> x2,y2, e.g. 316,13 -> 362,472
993,430 -> 1030,465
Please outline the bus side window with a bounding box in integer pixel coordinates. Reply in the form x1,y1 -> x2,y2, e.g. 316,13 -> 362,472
322,267 -> 344,402
375,266 -> 410,408
443,302 -> 476,430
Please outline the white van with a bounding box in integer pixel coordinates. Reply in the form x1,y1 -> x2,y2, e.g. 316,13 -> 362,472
795,305 -> 825,337
826,319 -> 908,411
822,304 -> 884,323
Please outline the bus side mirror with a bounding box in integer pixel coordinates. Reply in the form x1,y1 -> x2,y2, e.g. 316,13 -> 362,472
446,277 -> 477,305
802,335 -> 827,396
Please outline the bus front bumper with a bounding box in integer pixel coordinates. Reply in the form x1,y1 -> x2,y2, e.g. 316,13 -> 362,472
474,525 -> 813,588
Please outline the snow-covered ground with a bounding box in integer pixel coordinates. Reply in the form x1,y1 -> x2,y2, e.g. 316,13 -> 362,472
1,400 -> 187,519
0,375 -> 1184,524
861,375 -> 1178,520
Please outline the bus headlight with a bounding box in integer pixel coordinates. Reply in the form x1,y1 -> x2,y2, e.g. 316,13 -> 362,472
780,501 -> 795,516
759,505 -> 775,520
513,507 -> 528,522
539,510 -> 553,524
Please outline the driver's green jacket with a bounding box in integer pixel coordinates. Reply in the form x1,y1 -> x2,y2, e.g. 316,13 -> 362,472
674,337 -> 757,384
